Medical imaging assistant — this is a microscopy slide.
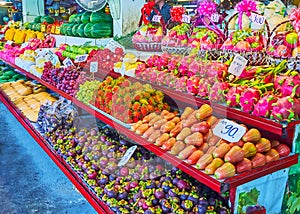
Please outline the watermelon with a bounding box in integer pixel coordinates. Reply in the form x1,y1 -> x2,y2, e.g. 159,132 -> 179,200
60,23 -> 68,35
78,23 -> 86,37
84,23 -> 94,37
90,11 -> 112,23
66,23 -> 75,36
69,14 -> 77,23
41,16 -> 55,24
34,16 -> 42,23
72,24 -> 80,37
28,23 -> 34,30
81,11 -> 91,24
90,23 -> 112,38
75,13 -> 82,23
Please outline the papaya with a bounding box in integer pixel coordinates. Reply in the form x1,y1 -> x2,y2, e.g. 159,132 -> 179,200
236,158 -> 252,173
155,133 -> 169,147
176,127 -> 192,141
160,121 -> 176,133
214,162 -> 236,179
255,138 -> 271,153
153,118 -> 167,129
196,104 -> 213,120
170,116 -> 181,124
135,123 -> 149,135
265,149 -> 280,162
251,153 -> 266,168
180,107 -> 194,120
170,122 -> 183,137
229,140 -> 244,148
242,142 -> 257,158
199,143 -> 209,153
224,146 -> 245,164
160,110 -> 170,116
207,135 -> 221,146
131,121 -> 143,131
148,130 -> 162,143
242,128 -> 261,143
196,154 -> 213,170
191,121 -> 210,134
162,137 -> 176,151
142,112 -> 157,123
182,113 -> 198,128
206,115 -> 218,127
187,150 -> 204,165
164,112 -> 176,121
170,141 -> 186,155
184,132 -> 204,147
205,158 -> 224,174
178,145 -> 197,160
213,142 -> 231,158
142,126 -> 155,139
149,115 -> 163,126
205,146 -> 216,155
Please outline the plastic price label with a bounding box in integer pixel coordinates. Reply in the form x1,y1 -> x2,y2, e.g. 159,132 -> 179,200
152,15 -> 162,23
41,24 -> 46,32
63,57 -> 74,67
6,40 -> 13,45
90,61 -> 98,73
118,146 -> 137,167
213,119 -> 246,143
75,54 -> 88,63
228,54 -> 248,76
21,42 -> 29,49
250,14 -> 265,29
182,15 -> 191,23
47,50 -> 59,66
211,13 -> 220,23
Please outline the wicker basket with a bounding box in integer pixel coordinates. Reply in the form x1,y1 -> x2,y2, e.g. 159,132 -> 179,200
221,11 -> 270,66
133,42 -> 162,52
266,19 -> 300,70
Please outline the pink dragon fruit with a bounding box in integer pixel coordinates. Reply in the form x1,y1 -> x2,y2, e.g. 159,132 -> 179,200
274,74 -> 300,98
207,62 -> 228,80
208,81 -> 230,102
167,58 -> 180,75
154,57 -> 169,71
253,93 -> 278,118
156,72 -> 168,85
175,76 -> 188,92
239,87 -> 261,113
226,85 -> 247,107
149,69 -> 159,83
146,55 -> 159,67
135,63 -> 147,78
271,96 -> 300,122
197,78 -> 212,98
186,76 -> 201,95
188,60 -> 201,77
164,72 -> 177,88
178,63 -> 189,76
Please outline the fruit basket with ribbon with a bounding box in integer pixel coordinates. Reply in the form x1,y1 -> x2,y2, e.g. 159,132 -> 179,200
220,0 -> 270,66
132,2 -> 164,52
161,6 -> 191,55
188,0 -> 225,59
266,8 -> 300,70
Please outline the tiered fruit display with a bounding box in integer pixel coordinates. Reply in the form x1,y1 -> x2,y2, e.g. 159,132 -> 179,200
161,23 -> 191,47
132,23 -> 164,43
60,10 -> 113,38
92,76 -> 170,123
41,63 -> 81,96
0,80 -> 56,122
132,104 -> 291,179
43,124 -> 230,213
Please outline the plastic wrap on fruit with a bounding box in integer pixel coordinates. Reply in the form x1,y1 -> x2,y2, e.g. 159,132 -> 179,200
235,0 -> 257,29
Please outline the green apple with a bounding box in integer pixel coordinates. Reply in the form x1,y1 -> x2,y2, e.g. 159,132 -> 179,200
286,32 -> 298,45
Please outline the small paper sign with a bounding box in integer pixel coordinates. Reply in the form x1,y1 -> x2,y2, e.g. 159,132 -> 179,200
211,13 -> 220,23
90,61 -> 98,73
182,15 -> 191,23
228,54 -> 248,76
250,14 -> 265,30
63,57 -> 74,67
213,119 -> 247,143
21,42 -> 29,49
118,146 -> 137,167
46,50 -> 59,66
6,40 -> 13,45
75,54 -> 88,63
152,15 -> 162,23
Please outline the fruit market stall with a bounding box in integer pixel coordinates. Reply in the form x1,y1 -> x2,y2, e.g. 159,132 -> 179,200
0,0 -> 300,213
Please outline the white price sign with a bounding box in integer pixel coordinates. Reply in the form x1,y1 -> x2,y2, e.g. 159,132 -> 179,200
250,14 -> 265,29
90,61 -> 98,73
21,42 -> 29,49
152,15 -> 162,23
63,57 -> 74,67
228,54 -> 248,76
211,13 -> 220,23
213,119 -> 246,143
75,54 -> 88,63
118,146 -> 137,167
182,15 -> 191,23
46,50 -> 59,66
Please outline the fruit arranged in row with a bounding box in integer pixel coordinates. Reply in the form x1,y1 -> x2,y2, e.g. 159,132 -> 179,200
132,104 -> 291,179
0,67 -> 25,83
76,80 -> 101,105
92,76 -> 170,123
57,44 -> 100,61
44,125 -> 230,213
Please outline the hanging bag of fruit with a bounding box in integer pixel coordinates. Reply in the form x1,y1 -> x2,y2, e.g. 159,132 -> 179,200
221,0 -> 270,66
189,0 -> 225,59
266,8 -> 300,70
161,6 -> 191,55
132,2 -> 165,52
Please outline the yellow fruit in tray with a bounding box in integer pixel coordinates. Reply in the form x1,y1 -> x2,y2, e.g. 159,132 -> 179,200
114,61 -> 122,69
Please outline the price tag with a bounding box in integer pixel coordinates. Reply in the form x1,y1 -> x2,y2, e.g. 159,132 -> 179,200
152,15 -> 162,23
250,14 -> 265,30
211,13 -> 220,23
75,54 -> 88,63
182,15 -> 191,23
213,119 -> 246,143
55,26 -> 61,34
90,61 -> 98,73
228,54 -> 248,76
6,40 -> 13,45
46,50 -> 59,66
118,146 -> 137,167
41,24 -> 46,32
21,42 -> 29,49
63,57 -> 74,67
